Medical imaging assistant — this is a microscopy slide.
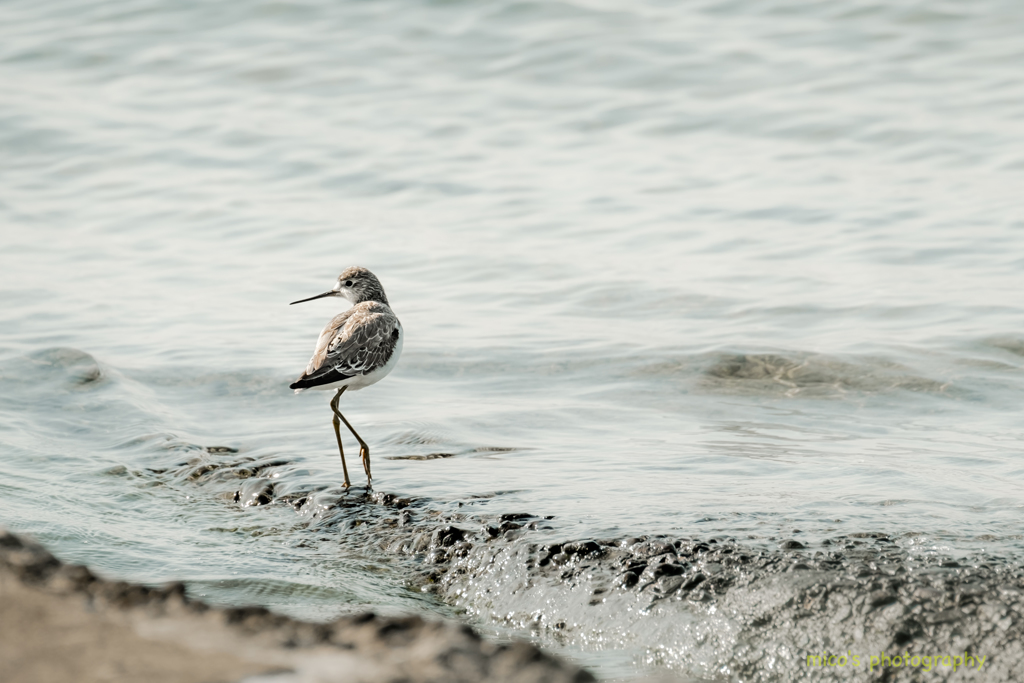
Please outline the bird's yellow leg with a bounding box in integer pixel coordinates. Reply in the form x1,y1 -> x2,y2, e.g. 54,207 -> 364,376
336,412 -> 371,483
330,389 -> 351,488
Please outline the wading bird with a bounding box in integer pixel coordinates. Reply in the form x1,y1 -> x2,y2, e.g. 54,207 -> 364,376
290,267 -> 403,487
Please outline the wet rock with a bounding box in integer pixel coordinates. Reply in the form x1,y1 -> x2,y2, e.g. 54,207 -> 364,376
655,576 -> 685,595
431,526 -> 466,548
425,548 -> 450,565
613,571 -> 639,589
619,558 -> 647,574
702,562 -> 723,575
537,544 -> 562,567
681,572 -> 707,592
563,541 -> 601,557
640,562 -> 685,584
411,533 -> 431,553
780,539 -> 805,550
647,552 -> 679,566
630,540 -> 674,558
450,541 -> 473,559
892,618 -> 923,646
868,590 -> 897,608
499,513 -> 533,522
371,492 -> 411,508
235,478 -> 275,507
928,608 -> 964,624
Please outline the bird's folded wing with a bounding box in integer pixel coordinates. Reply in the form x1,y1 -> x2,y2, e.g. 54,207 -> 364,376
298,308 -> 399,384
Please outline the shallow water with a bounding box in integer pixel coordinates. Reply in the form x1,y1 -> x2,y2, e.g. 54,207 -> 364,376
2,0 -> 1023,679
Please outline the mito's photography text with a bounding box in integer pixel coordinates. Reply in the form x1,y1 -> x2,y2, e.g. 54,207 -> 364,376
806,650 -> 986,673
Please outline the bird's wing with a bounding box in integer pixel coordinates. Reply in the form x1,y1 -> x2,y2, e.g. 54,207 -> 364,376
292,306 -> 399,389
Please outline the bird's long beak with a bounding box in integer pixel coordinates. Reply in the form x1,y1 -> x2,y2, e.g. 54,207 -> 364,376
290,291 -> 335,305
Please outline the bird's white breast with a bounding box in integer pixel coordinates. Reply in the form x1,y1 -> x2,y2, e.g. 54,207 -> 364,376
345,321 -> 403,391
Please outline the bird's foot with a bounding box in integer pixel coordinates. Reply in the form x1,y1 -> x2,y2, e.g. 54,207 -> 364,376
360,449 -> 372,479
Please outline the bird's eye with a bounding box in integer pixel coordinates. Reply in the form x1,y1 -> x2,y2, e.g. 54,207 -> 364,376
345,280 -> 353,287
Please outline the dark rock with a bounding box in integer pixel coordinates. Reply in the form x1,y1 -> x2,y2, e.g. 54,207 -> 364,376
425,548 -> 450,565
235,478 -> 275,507
631,540 -> 674,558
928,608 -> 963,624
562,541 -> 601,558
681,573 -> 707,592
655,576 -> 684,595
431,526 -> 466,548
648,552 -> 679,566
614,571 -> 639,589
641,563 -> 685,583
892,619 -> 923,646
868,590 -> 897,608
450,541 -> 473,559
499,513 -> 533,522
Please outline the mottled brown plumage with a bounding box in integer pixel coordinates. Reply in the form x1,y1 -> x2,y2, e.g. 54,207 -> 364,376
289,267 -> 403,487
291,301 -> 400,390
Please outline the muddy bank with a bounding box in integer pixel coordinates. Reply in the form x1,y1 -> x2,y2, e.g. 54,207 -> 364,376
0,529 -> 593,683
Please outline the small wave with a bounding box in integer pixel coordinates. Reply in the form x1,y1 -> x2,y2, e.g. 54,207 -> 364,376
379,427 -> 522,460
699,352 -> 951,398
985,336 -> 1024,359
0,347 -> 108,392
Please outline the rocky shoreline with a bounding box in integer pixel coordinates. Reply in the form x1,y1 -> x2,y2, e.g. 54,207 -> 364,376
13,444 -> 1022,683
247,479 -> 1020,682
0,529 -> 593,683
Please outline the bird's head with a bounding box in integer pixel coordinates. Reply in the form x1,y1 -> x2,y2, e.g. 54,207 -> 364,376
290,266 -> 389,306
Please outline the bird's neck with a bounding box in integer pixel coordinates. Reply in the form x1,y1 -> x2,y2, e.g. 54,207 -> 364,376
356,290 -> 389,307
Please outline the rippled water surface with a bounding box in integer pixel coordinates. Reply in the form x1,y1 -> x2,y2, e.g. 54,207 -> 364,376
2,0 -> 1023,678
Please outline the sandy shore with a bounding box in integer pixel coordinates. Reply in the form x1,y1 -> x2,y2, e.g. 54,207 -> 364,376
0,529 -> 593,683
